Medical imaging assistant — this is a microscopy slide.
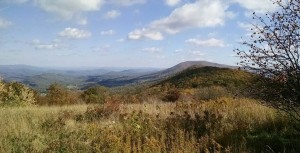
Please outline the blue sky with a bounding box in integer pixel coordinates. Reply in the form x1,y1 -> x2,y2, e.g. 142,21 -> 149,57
0,0 -> 277,68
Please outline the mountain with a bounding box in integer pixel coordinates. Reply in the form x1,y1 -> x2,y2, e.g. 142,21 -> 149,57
23,73 -> 85,92
153,66 -> 252,89
162,61 -> 235,75
124,61 -> 235,82
91,61 -> 235,87
0,61 -> 236,90
0,65 -> 48,82
0,65 -> 161,91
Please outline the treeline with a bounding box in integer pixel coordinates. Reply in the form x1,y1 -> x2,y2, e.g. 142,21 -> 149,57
0,67 -> 256,107
0,80 -> 113,106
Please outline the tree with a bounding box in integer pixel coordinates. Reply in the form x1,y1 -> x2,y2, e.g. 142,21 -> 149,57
81,86 -> 108,104
45,83 -> 79,105
235,0 -> 300,121
0,81 -> 36,106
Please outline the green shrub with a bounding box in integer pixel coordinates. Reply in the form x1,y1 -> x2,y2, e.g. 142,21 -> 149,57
81,86 -> 108,104
45,83 -> 80,105
0,81 -> 36,106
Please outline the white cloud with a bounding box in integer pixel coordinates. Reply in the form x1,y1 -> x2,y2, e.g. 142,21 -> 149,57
190,50 -> 205,56
238,22 -> 252,31
58,27 -> 91,39
0,17 -> 12,28
35,43 -> 60,50
143,47 -> 162,54
29,39 -> 64,50
238,22 -> 259,37
100,30 -> 115,36
186,38 -> 226,47
128,28 -> 164,40
150,0 -> 228,34
165,0 -> 181,6
34,0 -> 104,19
233,0 -> 277,13
226,11 -> 237,19
104,10 -> 121,19
109,0 -> 146,6
128,0 -> 230,40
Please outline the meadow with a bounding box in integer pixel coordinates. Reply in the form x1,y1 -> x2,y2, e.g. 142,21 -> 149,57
1,97 -> 299,153
0,67 -> 299,152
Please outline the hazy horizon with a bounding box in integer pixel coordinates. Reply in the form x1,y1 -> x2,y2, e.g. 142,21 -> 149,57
0,60 -> 235,70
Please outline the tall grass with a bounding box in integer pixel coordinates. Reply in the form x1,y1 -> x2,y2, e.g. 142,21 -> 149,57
0,105 -> 87,152
0,98 -> 299,152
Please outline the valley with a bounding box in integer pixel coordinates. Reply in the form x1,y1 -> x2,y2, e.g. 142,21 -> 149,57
0,61 -> 232,91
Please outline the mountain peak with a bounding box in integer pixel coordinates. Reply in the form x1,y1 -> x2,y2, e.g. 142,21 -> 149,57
165,61 -> 234,75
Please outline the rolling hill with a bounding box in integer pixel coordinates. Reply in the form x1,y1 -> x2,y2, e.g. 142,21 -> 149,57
96,61 -> 236,86
153,66 -> 253,89
0,65 -> 161,91
134,61 -> 235,81
0,61 -> 237,91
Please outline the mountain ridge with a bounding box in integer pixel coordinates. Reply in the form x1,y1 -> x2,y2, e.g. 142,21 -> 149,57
0,61 -> 236,90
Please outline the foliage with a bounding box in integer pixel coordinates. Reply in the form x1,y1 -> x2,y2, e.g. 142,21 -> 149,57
158,67 -> 253,88
137,67 -> 254,102
0,81 -> 36,106
24,73 -> 84,92
80,86 -> 108,104
45,83 -> 80,105
161,88 -> 181,102
76,100 -> 120,122
235,0 -> 300,122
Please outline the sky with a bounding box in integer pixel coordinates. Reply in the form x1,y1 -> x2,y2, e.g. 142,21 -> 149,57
0,0 -> 278,68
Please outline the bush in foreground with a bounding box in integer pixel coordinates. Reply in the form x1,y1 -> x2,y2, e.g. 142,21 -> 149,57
0,81 -> 36,106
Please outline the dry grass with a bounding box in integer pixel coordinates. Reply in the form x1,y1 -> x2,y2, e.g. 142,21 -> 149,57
0,97 -> 298,152
120,98 -> 176,118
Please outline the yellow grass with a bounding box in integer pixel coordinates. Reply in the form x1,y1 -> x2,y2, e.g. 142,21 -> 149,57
0,97 -> 298,152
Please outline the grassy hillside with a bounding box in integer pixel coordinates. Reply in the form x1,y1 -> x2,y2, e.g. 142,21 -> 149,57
156,66 -> 253,89
126,67 -> 256,103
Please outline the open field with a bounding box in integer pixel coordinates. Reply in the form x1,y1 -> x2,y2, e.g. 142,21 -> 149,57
1,97 -> 299,153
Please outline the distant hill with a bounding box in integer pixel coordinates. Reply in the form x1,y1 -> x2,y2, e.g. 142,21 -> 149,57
89,61 -> 235,87
0,61 -> 238,90
153,66 -> 253,89
162,61 -> 235,75
23,73 -> 85,92
0,65 -> 161,91
120,61 -> 236,84
0,65 -> 48,82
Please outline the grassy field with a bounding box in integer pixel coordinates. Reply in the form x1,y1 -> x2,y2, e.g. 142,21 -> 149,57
1,67 -> 299,152
1,97 -> 299,153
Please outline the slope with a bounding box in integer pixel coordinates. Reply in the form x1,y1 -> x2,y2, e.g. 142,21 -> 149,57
155,66 -> 253,89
